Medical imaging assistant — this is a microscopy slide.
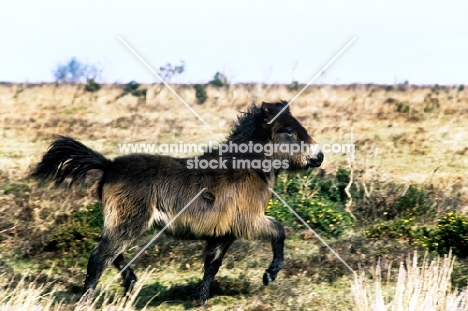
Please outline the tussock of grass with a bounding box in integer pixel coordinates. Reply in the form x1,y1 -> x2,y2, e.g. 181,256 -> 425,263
351,251 -> 468,311
0,275 -> 61,311
0,270 -> 154,311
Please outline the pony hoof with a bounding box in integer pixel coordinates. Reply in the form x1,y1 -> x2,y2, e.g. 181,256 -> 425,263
192,299 -> 208,308
263,271 -> 276,285
124,280 -> 136,295
80,289 -> 95,305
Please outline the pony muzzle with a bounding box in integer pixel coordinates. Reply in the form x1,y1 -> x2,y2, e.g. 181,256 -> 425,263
306,146 -> 324,168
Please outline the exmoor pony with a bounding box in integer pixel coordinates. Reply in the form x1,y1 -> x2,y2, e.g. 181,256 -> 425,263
32,101 -> 323,305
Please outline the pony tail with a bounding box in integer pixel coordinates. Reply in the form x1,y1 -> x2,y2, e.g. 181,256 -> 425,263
32,136 -> 110,185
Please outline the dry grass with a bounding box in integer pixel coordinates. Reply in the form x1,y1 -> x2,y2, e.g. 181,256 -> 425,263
0,270 -> 154,311
352,251 -> 468,311
0,82 -> 467,309
0,275 -> 60,310
1,83 -> 467,187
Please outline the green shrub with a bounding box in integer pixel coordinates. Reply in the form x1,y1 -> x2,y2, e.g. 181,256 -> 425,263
267,168 -> 355,237
295,198 -> 354,237
44,203 -> 103,255
275,168 -> 355,205
287,81 -> 299,91
423,104 -> 435,113
121,81 -> 147,98
131,89 -> 147,98
194,84 -> 207,104
458,84 -> 464,92
365,218 -> 414,239
208,72 -> 228,88
364,212 -> 468,258
423,96 -> 439,113
396,102 -> 410,113
410,226 -> 436,248
265,198 -> 296,229
355,183 -> 436,223
123,80 -> 140,93
414,212 -> 468,258
84,78 -> 101,92
393,185 -> 433,219
335,167 -> 354,203
266,196 -> 353,238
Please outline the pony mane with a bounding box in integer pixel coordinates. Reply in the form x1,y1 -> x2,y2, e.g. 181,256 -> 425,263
226,104 -> 262,143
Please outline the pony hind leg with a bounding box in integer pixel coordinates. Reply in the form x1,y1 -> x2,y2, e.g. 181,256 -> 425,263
194,237 -> 234,306
83,219 -> 149,297
113,253 -> 138,293
83,234 -> 132,296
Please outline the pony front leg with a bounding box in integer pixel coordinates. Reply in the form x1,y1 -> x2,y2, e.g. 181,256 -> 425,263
194,237 -> 234,306
262,219 -> 286,285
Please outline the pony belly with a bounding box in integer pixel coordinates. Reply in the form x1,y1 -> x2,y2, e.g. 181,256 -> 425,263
151,211 -> 235,240
150,210 -> 203,239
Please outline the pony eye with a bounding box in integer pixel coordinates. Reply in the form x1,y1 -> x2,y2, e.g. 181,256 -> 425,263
279,127 -> 294,136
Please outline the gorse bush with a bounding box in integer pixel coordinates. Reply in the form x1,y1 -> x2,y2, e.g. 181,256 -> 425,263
360,184 -> 442,245
414,212 -> 468,258
393,185 -> 433,219
277,168 -> 355,204
434,212 -> 468,258
365,212 -> 468,259
355,183 -> 435,223
267,169 -> 354,237
266,197 -> 353,238
44,203 -> 103,255
365,218 -> 414,240
271,168 -> 443,241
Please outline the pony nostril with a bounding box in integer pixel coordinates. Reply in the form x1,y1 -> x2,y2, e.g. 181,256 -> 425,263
317,151 -> 324,163
306,151 -> 324,167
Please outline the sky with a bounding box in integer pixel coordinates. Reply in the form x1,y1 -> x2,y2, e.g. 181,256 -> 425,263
1,1 -> 467,85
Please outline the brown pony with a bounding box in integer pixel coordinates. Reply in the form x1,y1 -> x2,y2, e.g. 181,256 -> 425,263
32,101 -> 323,305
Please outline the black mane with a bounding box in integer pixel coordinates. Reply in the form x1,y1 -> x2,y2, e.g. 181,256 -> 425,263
225,104 -> 262,143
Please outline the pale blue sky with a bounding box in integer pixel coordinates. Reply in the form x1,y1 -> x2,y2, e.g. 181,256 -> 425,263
1,1 -> 467,84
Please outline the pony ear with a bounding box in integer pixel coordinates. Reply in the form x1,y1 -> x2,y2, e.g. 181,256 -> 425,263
261,101 -> 290,117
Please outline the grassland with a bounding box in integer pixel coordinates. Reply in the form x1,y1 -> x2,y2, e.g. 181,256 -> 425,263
0,83 -> 467,310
